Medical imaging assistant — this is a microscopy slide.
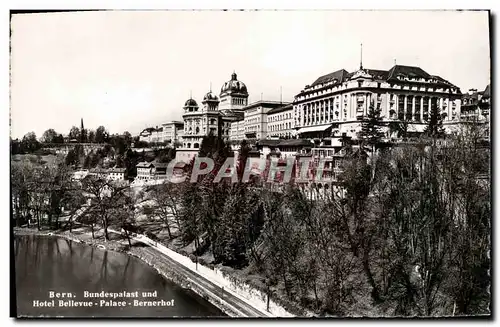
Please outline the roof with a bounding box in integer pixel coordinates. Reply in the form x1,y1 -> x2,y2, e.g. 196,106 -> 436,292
136,161 -> 154,168
203,91 -> 219,102
136,161 -> 168,169
108,168 -> 126,173
297,124 -> 333,134
220,110 -> 244,120
184,98 -> 198,107
244,100 -> 290,110
88,167 -> 124,174
278,139 -> 313,147
483,84 -> 490,98
152,162 -> 168,169
220,72 -> 248,96
311,69 -> 350,87
267,104 -> 293,115
431,75 -> 455,87
162,121 -> 184,126
387,65 -> 431,80
140,127 -> 162,135
257,139 -> 281,147
302,64 -> 460,98
364,69 -> 389,80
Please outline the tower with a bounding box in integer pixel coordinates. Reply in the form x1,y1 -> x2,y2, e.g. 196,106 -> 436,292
219,71 -> 249,114
360,43 -> 363,70
80,118 -> 86,143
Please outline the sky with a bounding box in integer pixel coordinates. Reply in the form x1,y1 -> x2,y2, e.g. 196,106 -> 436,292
10,10 -> 490,139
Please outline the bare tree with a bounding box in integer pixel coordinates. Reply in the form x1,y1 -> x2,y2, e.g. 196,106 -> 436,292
80,174 -> 129,241
145,182 -> 185,238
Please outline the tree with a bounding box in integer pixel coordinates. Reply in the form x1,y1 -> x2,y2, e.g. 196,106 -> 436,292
115,188 -> 137,248
109,135 -> 128,156
80,128 -> 88,143
11,138 -> 22,154
68,126 -> 80,141
88,130 -> 96,143
62,188 -> 86,232
21,132 -> 40,153
146,182 -> 185,239
54,134 -> 65,144
81,174 -> 129,241
123,131 -> 132,147
425,102 -> 446,138
11,161 -> 36,226
358,103 -> 385,151
65,149 -> 78,167
95,126 -> 109,143
388,120 -> 410,140
41,129 -> 58,143
338,154 -> 383,304
115,155 -> 125,168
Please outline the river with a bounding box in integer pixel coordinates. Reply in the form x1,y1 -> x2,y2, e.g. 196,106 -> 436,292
14,235 -> 226,317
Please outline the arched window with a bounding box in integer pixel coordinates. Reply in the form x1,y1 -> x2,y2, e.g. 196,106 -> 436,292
187,143 -> 191,148
194,143 -> 199,148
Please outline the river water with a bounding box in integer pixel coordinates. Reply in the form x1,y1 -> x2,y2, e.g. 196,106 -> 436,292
14,235 -> 226,317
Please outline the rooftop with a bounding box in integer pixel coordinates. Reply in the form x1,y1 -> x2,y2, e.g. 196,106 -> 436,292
306,64 -> 459,92
267,104 -> 293,115
244,100 -> 291,110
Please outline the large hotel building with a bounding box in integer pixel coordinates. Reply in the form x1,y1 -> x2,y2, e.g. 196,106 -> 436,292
294,64 -> 464,138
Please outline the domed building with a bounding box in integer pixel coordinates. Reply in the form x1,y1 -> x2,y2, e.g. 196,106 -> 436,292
181,97 -> 204,152
176,72 -> 249,162
184,98 -> 199,110
202,90 -> 220,111
219,71 -> 249,114
182,97 -> 198,113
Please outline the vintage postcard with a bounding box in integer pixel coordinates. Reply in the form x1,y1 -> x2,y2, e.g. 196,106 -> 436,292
10,9 -> 491,318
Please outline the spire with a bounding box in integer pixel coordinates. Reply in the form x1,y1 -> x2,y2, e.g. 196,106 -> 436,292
280,86 -> 283,104
360,43 -> 363,70
394,58 -> 397,66
80,118 -> 84,143
231,70 -> 237,80
190,90 -> 192,99
209,82 -> 212,92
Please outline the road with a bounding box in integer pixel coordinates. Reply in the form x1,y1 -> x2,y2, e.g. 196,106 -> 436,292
139,245 -> 267,317
108,229 -> 269,317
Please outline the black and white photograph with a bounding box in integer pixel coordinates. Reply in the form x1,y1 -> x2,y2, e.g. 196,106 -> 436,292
9,8 -> 492,319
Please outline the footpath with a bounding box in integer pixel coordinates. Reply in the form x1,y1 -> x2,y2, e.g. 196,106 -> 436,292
109,229 -> 275,317
114,229 -> 298,317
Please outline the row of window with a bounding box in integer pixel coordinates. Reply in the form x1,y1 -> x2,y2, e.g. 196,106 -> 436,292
269,132 -> 294,138
269,112 -> 293,122
298,82 -> 456,102
246,116 -> 262,124
183,142 -> 200,149
269,122 -> 293,131
185,118 -> 218,125
232,98 -> 246,105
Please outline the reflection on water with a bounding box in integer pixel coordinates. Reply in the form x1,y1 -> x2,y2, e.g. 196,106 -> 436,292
14,235 -> 225,317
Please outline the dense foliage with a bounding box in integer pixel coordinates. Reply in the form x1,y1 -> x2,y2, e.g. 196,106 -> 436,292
11,124 -> 490,317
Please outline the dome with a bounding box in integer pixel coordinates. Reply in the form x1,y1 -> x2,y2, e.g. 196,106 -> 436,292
203,91 -> 219,102
220,72 -> 248,95
184,98 -> 198,107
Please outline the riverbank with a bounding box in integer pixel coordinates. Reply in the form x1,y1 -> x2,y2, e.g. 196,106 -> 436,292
13,227 -> 270,317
